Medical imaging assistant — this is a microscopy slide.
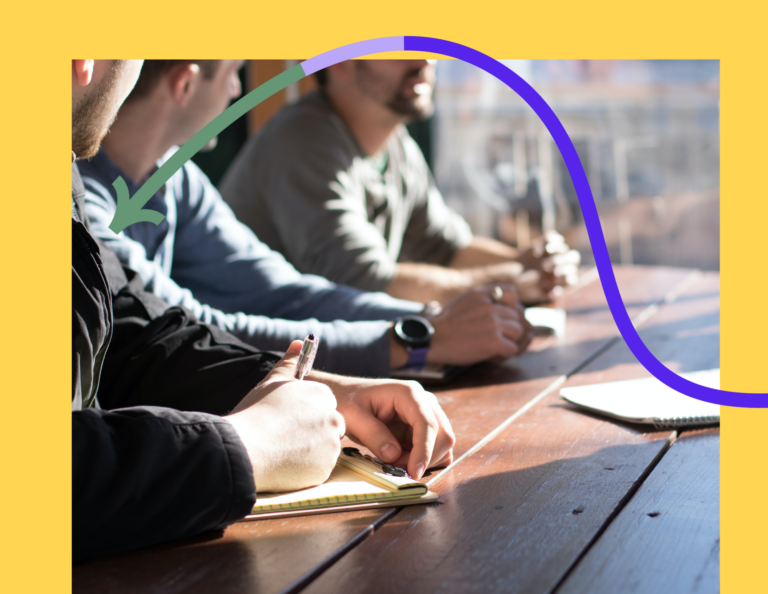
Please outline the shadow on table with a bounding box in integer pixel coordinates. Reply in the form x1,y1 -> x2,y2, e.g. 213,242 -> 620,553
306,437 -> 718,594
73,429 -> 719,594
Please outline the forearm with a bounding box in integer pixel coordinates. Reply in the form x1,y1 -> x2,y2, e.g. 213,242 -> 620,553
223,313 -> 396,377
385,261 -> 525,304
385,262 -> 473,303
449,236 -> 520,268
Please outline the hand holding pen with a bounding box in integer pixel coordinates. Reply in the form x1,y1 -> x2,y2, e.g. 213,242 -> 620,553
226,336 -> 344,493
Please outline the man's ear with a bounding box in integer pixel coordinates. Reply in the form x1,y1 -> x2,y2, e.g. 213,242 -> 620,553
170,63 -> 201,108
73,60 -> 95,86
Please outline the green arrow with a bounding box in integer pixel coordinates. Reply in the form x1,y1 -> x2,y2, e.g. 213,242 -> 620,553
108,64 -> 306,234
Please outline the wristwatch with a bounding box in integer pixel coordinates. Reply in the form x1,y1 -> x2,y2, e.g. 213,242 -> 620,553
393,315 -> 435,368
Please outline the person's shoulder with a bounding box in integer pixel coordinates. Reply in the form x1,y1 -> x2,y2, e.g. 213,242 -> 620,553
161,146 -> 222,208
78,150 -> 119,187
79,150 -> 123,207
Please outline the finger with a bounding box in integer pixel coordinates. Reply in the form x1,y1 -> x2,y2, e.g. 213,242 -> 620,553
544,231 -> 566,254
342,405 -> 403,463
487,283 -> 521,308
542,256 -> 571,273
550,250 -> 581,265
408,417 -> 437,480
427,401 -> 456,468
332,410 -> 347,440
553,262 -> 578,274
499,318 -> 525,342
432,450 -> 453,469
536,269 -> 565,290
390,392 -> 439,479
489,332 -> 521,360
260,340 -> 303,385
516,329 -> 534,354
493,303 -> 523,323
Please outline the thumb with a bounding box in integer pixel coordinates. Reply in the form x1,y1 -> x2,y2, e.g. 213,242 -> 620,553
260,340 -> 304,385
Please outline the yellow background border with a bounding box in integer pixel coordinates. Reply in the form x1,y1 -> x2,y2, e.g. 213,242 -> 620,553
3,0 -> 760,590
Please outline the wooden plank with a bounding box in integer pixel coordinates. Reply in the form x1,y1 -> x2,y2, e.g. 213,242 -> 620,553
432,266 -> 697,462
300,271 -> 719,594
71,267 -> 698,594
73,509 -> 397,594
556,428 -> 719,594
557,272 -> 719,393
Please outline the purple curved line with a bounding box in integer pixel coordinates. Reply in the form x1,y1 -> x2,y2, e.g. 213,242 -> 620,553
404,36 -> 763,408
301,37 -> 405,75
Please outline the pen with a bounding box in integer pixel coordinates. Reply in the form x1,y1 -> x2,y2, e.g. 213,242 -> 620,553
294,334 -> 319,380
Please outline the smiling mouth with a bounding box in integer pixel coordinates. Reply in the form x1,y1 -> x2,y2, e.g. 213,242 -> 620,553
413,82 -> 432,96
403,74 -> 431,96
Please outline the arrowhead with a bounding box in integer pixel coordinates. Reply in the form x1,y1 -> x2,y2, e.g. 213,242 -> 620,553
108,176 -> 166,234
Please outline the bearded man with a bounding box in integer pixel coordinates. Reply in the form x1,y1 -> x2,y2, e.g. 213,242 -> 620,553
220,60 -> 580,306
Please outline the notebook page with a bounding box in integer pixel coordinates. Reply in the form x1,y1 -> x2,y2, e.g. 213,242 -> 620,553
560,369 -> 720,423
253,465 -> 427,512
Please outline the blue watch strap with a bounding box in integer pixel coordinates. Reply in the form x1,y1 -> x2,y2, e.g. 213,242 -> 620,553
406,346 -> 429,368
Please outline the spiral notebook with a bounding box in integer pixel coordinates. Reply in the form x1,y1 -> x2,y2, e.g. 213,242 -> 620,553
561,369 -> 720,429
242,447 -> 438,521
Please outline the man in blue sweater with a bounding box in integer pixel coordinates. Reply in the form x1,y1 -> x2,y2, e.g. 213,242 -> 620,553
81,60 -> 533,377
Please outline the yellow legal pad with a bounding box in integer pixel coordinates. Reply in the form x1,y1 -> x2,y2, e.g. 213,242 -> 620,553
242,448 -> 438,520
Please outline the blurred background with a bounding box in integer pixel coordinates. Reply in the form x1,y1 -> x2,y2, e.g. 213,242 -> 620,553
195,59 -> 720,271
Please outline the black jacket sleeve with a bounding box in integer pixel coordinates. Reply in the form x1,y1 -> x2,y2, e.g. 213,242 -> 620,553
72,168 -> 278,563
94,238 -> 282,415
73,406 -> 256,564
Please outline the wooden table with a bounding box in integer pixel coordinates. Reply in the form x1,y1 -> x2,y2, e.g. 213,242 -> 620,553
73,266 -> 720,594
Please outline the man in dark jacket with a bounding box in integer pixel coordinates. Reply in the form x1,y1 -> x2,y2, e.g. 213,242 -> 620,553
72,60 -> 455,564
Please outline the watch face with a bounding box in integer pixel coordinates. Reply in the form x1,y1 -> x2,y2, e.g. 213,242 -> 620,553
395,316 -> 435,348
402,318 -> 429,339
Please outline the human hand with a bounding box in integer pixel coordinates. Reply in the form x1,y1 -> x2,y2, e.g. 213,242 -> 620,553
516,231 -> 581,292
425,284 -> 533,365
313,374 -> 456,480
227,341 -> 345,493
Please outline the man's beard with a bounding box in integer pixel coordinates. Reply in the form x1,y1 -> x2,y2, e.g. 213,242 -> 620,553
386,69 -> 435,121
386,89 -> 434,121
72,61 -> 126,159
355,62 -> 435,122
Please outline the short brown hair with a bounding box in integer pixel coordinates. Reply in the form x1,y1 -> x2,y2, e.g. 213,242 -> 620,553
127,60 -> 222,101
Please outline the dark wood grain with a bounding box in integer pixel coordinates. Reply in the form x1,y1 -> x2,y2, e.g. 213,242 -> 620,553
300,271 -> 719,594
72,267 -> 709,594
73,509 -> 397,594
556,429 -> 720,594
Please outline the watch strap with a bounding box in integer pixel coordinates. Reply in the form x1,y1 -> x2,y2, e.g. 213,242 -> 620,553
406,346 -> 430,368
